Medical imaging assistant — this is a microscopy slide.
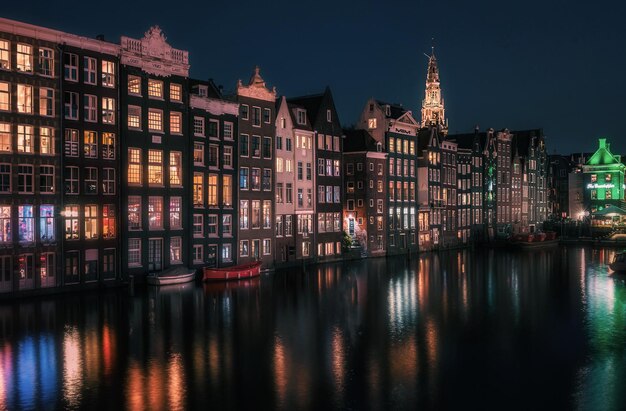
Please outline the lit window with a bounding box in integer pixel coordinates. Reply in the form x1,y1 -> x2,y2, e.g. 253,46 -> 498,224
102,97 -> 115,124
128,148 -> 142,185
64,91 -> 78,119
240,200 -> 249,229
17,84 -> 33,114
39,165 -> 54,193
148,79 -> 163,98
222,244 -> 232,262
84,57 -> 97,84
18,205 -> 34,242
148,149 -> 163,186
128,106 -> 141,129
38,205 -> 55,242
102,204 -> 116,239
64,166 -> 79,194
102,133 -> 115,159
103,168 -> 115,195
263,200 -> 271,229
148,197 -> 163,230
128,76 -> 141,95
102,61 -> 115,87
170,197 -> 182,229
263,239 -> 271,255
64,205 -> 79,240
169,152 -> 182,186
240,240 -> 249,257
222,175 -> 232,206
16,44 -> 33,72
170,112 -> 182,134
85,205 -> 98,239
84,131 -> 97,158
64,53 -> 78,81
84,167 -> 98,194
239,168 -> 249,190
17,125 -> 33,153
193,173 -> 204,207
170,237 -> 182,263
170,83 -> 182,102
0,40 -> 10,70
208,174 -> 218,206
0,205 -> 10,243
128,196 -> 141,230
0,82 -> 9,111
39,88 -> 54,116
148,109 -> 162,131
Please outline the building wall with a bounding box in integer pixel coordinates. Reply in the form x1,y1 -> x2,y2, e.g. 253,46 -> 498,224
274,99 -> 295,263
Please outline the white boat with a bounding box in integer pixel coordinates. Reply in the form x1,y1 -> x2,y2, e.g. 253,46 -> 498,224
609,252 -> 626,272
147,267 -> 197,286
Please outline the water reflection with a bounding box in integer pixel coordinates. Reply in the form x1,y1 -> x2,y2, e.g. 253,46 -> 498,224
3,248 -> 626,409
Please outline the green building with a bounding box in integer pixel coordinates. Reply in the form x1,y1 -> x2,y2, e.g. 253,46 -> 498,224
582,138 -> 625,213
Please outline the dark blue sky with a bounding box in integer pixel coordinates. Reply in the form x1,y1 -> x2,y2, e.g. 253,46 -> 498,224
5,0 -> 625,154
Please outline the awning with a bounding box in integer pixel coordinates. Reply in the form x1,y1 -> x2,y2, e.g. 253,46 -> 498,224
592,205 -> 626,217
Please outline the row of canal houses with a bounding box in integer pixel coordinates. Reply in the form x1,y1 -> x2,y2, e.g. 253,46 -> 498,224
0,17 -> 549,297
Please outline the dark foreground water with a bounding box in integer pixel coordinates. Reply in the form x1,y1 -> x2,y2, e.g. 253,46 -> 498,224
1,246 -> 626,410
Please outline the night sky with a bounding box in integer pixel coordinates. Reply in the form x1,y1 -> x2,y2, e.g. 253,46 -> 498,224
4,0 -> 625,155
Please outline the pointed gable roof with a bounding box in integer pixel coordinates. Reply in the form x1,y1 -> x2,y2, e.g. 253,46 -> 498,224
587,138 -> 624,166
288,86 -> 341,131
343,129 -> 379,152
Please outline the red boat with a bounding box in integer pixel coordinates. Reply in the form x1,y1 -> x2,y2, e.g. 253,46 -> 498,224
203,261 -> 262,282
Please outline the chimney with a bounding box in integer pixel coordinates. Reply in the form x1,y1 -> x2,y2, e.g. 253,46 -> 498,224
599,138 -> 607,149
96,34 -> 105,41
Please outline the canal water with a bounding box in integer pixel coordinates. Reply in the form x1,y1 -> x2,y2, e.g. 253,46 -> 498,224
1,246 -> 625,410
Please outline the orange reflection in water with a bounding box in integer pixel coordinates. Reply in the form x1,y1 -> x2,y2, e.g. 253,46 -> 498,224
273,336 -> 287,406
147,359 -> 165,410
167,353 -> 186,411
331,327 -> 345,392
63,327 -> 83,408
102,324 -> 115,378
0,344 -> 12,409
126,362 -> 144,411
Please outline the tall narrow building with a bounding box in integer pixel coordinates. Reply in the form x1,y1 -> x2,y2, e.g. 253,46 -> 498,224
420,48 -> 447,133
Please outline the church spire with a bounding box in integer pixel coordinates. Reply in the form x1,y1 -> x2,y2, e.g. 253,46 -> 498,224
420,45 -> 447,133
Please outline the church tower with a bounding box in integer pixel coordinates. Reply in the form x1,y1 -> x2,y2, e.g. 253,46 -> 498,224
420,47 -> 447,133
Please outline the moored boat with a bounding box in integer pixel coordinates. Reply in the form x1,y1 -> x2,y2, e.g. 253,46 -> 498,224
609,252 -> 626,272
203,261 -> 262,282
147,267 -> 197,286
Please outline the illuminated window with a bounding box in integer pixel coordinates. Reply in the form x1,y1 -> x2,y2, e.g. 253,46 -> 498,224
223,175 -> 232,206
251,200 -> 260,228
128,76 -> 141,95
170,83 -> 182,102
605,174 -> 612,182
102,97 -> 115,124
85,205 -> 98,239
64,129 -> 79,157
64,166 -> 79,194
39,88 -> 54,116
128,106 -> 141,129
170,112 -> 182,134
148,149 -> 163,186
102,133 -> 115,159
84,131 -> 97,158
128,148 -> 142,185
102,204 -> 116,239
128,196 -> 141,230
0,82 -> 9,111
148,197 -> 163,230
240,240 -> 249,257
17,84 -> 33,114
64,91 -> 78,119
606,190 -> 612,200
148,109 -> 162,131
64,53 -> 78,81
591,189 -> 597,200
194,117 -> 205,136
148,79 -> 163,98
208,214 -> 218,236
262,239 -> 271,255
591,174 -> 597,183
240,200 -> 249,229
84,167 -> 97,194
193,143 -> 204,165
263,200 -> 271,229
103,168 -> 115,195
83,95 -> 97,122
169,152 -> 182,186
170,237 -> 182,263
251,168 -> 260,190
193,173 -> 204,207
83,57 -> 96,84
64,205 -> 79,240
0,40 -> 9,70
17,125 -> 33,153
128,238 -> 141,266
170,197 -> 182,229
16,44 -> 33,72
102,61 -> 115,87
18,205 -> 34,242
239,167 -> 249,190
0,164 -> 10,193
208,174 -> 218,206
0,206 -> 10,242
39,165 -> 54,193
222,244 -> 232,262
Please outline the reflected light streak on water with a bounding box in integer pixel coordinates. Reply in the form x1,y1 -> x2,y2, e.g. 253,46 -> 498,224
62,326 -> 82,408
167,353 -> 186,411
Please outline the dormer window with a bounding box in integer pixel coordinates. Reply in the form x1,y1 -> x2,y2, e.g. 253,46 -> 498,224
198,85 -> 208,97
297,109 -> 306,125
368,118 -> 377,129
369,103 -> 374,112
326,109 -> 332,122
385,105 -> 390,116
376,142 -> 382,152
